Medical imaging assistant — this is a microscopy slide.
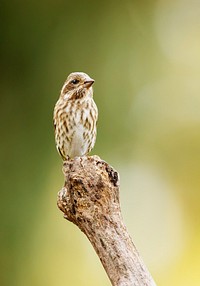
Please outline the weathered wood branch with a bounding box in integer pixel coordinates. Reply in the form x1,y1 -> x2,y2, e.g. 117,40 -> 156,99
57,155 -> 157,286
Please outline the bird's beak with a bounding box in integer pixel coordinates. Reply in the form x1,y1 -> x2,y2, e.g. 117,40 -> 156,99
84,79 -> 95,88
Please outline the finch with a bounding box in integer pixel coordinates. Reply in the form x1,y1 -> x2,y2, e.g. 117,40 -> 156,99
53,72 -> 98,160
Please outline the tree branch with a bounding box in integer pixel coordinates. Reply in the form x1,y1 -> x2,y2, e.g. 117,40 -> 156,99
57,155 -> 157,286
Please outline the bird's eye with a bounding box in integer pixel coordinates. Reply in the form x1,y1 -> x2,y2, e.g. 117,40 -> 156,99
70,79 -> 79,84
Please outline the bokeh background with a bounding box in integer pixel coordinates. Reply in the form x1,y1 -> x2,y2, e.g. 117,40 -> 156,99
1,0 -> 200,285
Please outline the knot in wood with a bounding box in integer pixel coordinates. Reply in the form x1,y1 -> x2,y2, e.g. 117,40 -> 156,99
57,155 -> 120,225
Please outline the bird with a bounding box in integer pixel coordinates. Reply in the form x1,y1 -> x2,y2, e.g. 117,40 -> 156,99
53,72 -> 98,160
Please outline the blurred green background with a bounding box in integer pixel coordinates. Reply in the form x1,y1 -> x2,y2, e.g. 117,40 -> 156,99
1,0 -> 200,285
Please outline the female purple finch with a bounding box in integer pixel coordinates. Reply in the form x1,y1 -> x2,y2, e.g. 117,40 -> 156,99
53,72 -> 98,160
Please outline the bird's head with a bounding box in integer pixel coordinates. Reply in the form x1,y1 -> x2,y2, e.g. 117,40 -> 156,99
61,72 -> 95,99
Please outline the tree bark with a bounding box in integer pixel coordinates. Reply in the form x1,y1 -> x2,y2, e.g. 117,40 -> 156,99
57,155 -> 157,286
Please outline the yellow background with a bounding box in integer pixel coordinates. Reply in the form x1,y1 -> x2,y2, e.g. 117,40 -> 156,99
1,0 -> 200,285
